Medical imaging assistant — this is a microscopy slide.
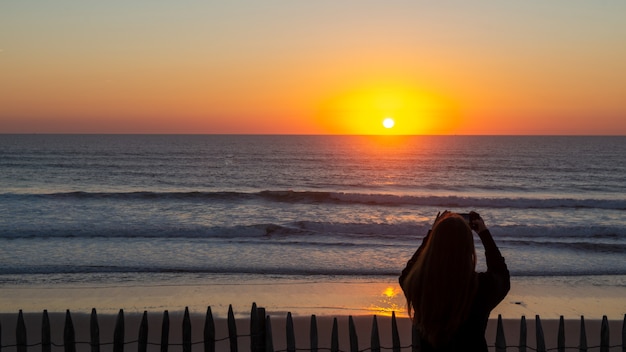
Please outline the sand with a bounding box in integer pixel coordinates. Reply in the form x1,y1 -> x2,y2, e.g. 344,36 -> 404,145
1,275 -> 625,351
1,276 -> 625,319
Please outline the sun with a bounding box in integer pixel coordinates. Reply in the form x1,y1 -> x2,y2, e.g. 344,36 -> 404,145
382,117 -> 395,129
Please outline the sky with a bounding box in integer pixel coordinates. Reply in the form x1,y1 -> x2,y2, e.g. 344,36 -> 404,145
1,1 -> 625,135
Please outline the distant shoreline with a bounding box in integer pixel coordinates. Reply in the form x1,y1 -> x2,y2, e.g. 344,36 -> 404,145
2,275 -> 624,320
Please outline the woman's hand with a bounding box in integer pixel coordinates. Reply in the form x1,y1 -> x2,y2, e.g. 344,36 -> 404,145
469,211 -> 487,233
433,210 -> 450,227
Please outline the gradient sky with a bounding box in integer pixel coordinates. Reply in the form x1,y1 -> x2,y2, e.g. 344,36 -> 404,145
1,1 -> 625,135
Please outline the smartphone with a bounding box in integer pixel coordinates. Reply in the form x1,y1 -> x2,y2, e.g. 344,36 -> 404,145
459,213 -> 471,223
459,212 -> 479,230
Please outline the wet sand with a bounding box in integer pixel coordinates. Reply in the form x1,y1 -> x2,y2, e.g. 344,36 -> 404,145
1,276 -> 625,319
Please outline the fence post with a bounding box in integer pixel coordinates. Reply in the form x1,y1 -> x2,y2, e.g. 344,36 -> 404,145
622,314 -> 625,352
250,304 -> 260,352
519,315 -> 527,352
600,316 -> 609,352
558,316 -> 565,352
16,310 -> 26,352
286,313 -> 295,352
535,315 -> 546,352
182,307 -> 191,352
64,310 -> 76,352
370,316 -> 380,352
113,309 -> 125,352
411,322 -> 420,352
90,309 -> 100,352
227,305 -> 238,352
160,311 -> 169,352
391,312 -> 401,352
265,315 -> 274,352
579,316 -> 587,352
204,307 -> 215,352
138,311 -> 148,352
42,310 -> 51,352
348,316 -> 358,352
257,307 -> 266,352
331,318 -> 339,352
310,315 -> 318,352
495,314 -> 506,352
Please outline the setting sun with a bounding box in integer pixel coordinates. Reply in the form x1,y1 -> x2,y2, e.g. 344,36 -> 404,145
383,117 -> 395,129
316,83 -> 460,135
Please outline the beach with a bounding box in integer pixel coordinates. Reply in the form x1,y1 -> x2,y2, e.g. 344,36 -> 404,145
2,276 -> 626,319
2,274 -> 625,351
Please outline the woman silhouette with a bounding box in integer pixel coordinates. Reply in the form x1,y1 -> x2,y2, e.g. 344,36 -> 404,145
400,211 -> 510,351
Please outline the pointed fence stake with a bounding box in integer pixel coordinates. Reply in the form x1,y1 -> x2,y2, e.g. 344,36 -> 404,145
310,315 -> 318,352
90,309 -> 100,352
182,307 -> 191,352
257,307 -> 266,351
16,310 -> 27,352
370,316 -> 380,352
391,312 -> 401,352
204,307 -> 215,352
250,304 -> 260,352
227,305 -> 238,352
286,312 -> 295,352
113,309 -> 125,352
331,318 -> 339,352
621,314 -> 626,352
600,315 -> 609,352
42,310 -> 51,352
348,316 -> 358,352
265,315 -> 274,352
64,310 -> 76,352
160,311 -> 170,352
519,315 -> 527,352
579,316 -> 587,352
495,314 -> 506,352
535,315 -> 546,352
138,311 -> 148,352
558,316 -> 565,352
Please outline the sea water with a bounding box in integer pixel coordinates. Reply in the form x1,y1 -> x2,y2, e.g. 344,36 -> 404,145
1,135 -> 625,310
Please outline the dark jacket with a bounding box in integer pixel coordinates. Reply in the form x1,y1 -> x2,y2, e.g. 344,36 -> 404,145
399,229 -> 510,352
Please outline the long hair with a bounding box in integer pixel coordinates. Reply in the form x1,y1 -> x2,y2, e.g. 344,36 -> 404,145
402,213 -> 478,347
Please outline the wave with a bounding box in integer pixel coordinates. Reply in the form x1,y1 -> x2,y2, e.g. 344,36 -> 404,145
2,220 -> 624,255
4,190 -> 625,210
501,239 -> 626,254
0,264 -> 401,277
3,264 -> 626,278
0,221 -> 420,247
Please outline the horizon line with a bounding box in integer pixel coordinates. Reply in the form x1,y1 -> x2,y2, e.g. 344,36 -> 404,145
1,133 -> 625,137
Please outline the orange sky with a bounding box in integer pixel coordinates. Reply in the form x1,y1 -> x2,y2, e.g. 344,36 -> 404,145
1,2 -> 625,135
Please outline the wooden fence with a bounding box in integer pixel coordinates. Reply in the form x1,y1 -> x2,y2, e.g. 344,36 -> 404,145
1,304 -> 625,352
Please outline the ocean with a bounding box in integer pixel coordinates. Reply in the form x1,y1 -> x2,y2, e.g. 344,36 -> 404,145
1,135 -> 625,315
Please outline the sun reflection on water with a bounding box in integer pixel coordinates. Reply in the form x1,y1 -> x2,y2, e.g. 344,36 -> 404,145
367,285 -> 406,317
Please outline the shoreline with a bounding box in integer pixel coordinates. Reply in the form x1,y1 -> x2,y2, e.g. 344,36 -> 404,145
1,275 -> 625,320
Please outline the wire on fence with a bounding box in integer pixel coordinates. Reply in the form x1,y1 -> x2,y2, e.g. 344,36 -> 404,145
1,306 -> 624,352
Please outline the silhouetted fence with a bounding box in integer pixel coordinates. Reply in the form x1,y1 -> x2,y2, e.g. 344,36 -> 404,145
1,304 -> 625,352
